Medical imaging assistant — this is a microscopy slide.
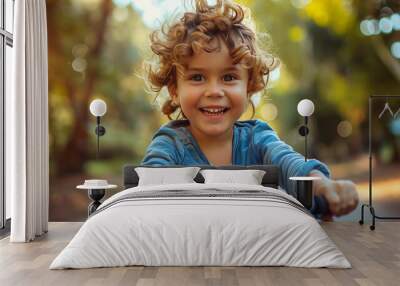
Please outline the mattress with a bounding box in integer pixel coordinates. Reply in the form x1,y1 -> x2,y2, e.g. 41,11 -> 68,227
50,183 -> 351,269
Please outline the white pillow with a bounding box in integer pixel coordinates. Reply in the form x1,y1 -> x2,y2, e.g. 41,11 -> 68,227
135,167 -> 201,186
200,169 -> 266,185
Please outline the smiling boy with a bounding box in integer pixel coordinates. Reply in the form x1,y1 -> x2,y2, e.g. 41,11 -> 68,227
141,0 -> 359,220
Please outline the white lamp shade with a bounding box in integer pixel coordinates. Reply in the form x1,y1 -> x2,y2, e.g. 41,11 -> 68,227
89,99 -> 107,117
297,99 -> 314,117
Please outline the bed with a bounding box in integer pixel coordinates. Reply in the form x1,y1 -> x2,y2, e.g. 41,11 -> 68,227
49,165 -> 351,269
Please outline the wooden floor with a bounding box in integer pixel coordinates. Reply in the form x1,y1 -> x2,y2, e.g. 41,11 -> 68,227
0,221 -> 399,286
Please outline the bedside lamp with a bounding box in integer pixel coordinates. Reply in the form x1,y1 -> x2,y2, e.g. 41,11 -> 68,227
89,99 -> 107,159
297,99 -> 315,162
290,99 -> 321,210
78,99 -> 114,217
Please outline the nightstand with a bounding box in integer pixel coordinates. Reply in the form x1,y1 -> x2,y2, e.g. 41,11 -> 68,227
77,180 -> 117,216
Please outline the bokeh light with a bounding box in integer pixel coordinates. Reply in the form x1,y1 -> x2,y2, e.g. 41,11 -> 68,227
390,42 -> 400,59
379,17 -> 393,34
391,13 -> 400,30
72,58 -> 87,73
360,13 -> 400,36
389,118 -> 400,136
260,103 -> 278,121
360,19 -> 380,36
337,120 -> 353,138
360,20 -> 370,36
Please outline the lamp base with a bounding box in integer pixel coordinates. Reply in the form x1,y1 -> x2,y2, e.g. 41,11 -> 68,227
289,177 -> 321,210
88,189 -> 105,216
296,180 -> 313,209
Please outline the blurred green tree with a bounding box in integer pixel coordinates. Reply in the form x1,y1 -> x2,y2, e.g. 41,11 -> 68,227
47,0 -> 159,176
241,0 -> 400,163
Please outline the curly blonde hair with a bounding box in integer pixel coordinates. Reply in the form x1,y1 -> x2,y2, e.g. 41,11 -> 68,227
145,0 -> 279,120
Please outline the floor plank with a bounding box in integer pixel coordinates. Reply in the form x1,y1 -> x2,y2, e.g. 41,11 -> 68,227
0,222 -> 399,286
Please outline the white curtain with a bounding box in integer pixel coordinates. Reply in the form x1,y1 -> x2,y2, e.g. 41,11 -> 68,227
6,0 -> 49,242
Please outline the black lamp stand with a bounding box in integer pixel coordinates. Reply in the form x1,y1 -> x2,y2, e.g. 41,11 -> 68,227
298,116 -> 309,162
95,116 -> 106,159
88,189 -> 106,216
359,95 -> 400,230
292,115 -> 314,210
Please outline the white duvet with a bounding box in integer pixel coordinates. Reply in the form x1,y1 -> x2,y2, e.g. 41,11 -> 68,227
50,183 -> 351,269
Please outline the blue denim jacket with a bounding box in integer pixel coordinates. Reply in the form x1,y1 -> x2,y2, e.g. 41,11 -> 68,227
141,119 -> 331,218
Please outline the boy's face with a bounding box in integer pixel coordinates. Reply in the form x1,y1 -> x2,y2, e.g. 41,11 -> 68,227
173,41 -> 249,139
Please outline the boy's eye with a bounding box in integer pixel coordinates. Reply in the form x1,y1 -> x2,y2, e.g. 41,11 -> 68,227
223,74 -> 236,81
189,74 -> 204,81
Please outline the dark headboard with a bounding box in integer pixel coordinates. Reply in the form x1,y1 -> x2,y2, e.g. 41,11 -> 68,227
123,165 -> 280,189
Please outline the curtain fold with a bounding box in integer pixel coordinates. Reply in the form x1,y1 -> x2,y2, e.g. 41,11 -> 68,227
8,0 -> 49,242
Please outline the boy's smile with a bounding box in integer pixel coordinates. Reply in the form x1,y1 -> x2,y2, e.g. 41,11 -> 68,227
199,104 -> 230,120
173,40 -> 249,143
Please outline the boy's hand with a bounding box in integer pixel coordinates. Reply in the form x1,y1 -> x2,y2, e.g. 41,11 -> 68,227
309,170 -> 359,220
